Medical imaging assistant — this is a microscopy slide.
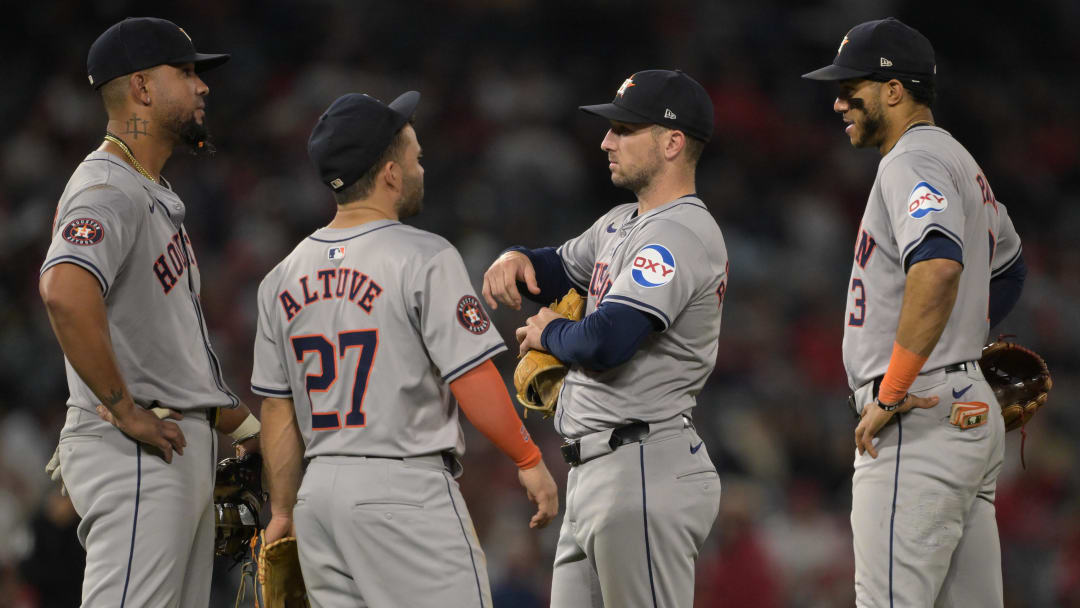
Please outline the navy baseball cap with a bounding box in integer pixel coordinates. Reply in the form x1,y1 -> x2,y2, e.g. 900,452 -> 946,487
308,91 -> 420,192
580,69 -> 714,143
87,17 -> 230,89
802,17 -> 936,83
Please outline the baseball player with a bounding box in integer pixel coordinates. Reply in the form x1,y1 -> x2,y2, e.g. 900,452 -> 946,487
803,18 -> 1028,606
483,69 -> 725,607
254,91 -> 559,607
38,17 -> 263,607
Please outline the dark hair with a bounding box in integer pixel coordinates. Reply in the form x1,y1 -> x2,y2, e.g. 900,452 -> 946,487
651,125 -> 707,165
332,124 -> 410,205
904,79 -> 936,108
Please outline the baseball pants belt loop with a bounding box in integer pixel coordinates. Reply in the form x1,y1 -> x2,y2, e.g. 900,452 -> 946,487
846,360 -> 980,418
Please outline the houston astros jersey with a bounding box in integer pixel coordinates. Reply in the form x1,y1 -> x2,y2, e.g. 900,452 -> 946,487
843,126 -> 1022,389
41,151 -> 239,412
553,195 -> 728,438
250,220 -> 507,459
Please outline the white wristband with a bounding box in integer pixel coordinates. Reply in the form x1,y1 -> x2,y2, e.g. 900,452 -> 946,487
228,414 -> 261,444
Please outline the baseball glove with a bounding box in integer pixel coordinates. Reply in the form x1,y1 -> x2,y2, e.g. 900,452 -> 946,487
214,453 -> 266,563
979,338 -> 1052,432
514,288 -> 586,418
259,534 -> 310,608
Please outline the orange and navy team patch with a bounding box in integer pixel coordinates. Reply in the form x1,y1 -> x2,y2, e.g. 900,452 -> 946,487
62,218 -> 105,246
456,295 -> 490,334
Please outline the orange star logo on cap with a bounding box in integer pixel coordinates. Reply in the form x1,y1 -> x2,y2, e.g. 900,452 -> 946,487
837,35 -> 850,56
616,77 -> 635,97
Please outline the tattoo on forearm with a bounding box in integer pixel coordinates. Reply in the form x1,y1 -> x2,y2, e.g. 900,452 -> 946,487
104,389 -> 124,407
122,114 -> 150,139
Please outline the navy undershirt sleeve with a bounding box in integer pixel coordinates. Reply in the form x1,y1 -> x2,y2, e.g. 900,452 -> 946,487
904,232 -> 963,272
989,253 -> 1026,329
540,302 -> 657,370
506,246 -> 576,305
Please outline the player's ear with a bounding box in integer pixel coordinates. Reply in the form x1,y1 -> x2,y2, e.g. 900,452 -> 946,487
664,129 -> 686,162
884,79 -> 905,107
381,160 -> 401,193
130,72 -> 151,106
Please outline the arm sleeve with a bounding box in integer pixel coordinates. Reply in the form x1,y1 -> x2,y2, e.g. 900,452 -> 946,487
251,274 -> 293,398
450,360 -> 542,469
904,233 -> 963,272
40,185 -> 142,296
413,247 -> 508,382
505,246 -> 577,304
989,253 -> 1026,329
879,151 -> 966,270
540,302 -> 655,370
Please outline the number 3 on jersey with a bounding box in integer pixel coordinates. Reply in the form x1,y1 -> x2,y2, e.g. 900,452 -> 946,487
848,278 -> 866,326
291,330 -> 379,430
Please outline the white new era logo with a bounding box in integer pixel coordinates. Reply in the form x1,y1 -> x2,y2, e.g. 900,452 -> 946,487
880,57 -> 893,67
664,108 -> 677,120
330,178 -> 344,189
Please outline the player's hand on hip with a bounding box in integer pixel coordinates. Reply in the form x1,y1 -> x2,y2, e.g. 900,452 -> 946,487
516,307 -> 560,356
264,513 -> 295,544
518,459 -> 559,529
854,394 -> 939,458
483,251 -> 539,311
96,403 -> 187,463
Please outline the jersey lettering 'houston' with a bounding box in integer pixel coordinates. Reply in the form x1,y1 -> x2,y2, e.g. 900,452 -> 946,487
40,151 -> 239,412
250,220 -> 507,459
554,196 -> 729,438
843,126 -> 1022,389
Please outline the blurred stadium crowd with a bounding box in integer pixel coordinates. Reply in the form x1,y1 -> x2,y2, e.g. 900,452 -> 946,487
1,0 -> 1078,606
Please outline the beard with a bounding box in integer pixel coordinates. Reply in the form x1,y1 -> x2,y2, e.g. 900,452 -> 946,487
611,147 -> 664,194
851,98 -> 887,149
163,108 -> 216,157
395,171 -> 424,219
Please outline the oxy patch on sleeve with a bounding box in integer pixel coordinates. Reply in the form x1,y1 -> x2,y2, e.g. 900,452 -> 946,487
907,181 -> 948,218
631,244 -> 677,288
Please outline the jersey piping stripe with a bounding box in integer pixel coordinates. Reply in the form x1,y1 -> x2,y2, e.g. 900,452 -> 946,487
306,222 -> 400,243
188,291 -> 240,407
41,255 -> 110,295
900,223 -> 963,263
640,444 -> 659,608
251,384 -> 293,397
602,295 -> 671,329
441,344 -> 507,382
888,416 -> 903,607
990,246 -> 1022,278
119,443 -> 142,608
444,475 -> 486,607
179,227 -> 240,407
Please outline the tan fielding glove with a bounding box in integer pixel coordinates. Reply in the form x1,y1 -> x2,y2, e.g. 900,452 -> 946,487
514,288 -> 586,418
258,535 -> 310,608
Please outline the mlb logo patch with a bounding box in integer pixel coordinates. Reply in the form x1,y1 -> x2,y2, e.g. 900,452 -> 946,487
907,181 -> 948,218
631,244 -> 676,288
327,247 -> 346,261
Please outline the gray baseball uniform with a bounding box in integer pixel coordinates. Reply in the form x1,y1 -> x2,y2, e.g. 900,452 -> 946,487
42,151 -> 238,607
845,126 -> 1021,606
251,220 -> 506,607
548,195 -> 726,607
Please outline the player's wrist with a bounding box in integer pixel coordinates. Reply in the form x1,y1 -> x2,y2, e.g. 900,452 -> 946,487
875,394 -> 907,412
227,413 -> 261,446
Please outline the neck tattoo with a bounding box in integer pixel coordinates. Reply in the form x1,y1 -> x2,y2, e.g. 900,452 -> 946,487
103,131 -> 156,183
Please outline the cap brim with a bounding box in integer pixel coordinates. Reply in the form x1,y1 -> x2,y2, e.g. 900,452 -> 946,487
389,91 -> 421,125
801,63 -> 873,81
181,52 -> 231,73
579,102 -> 652,124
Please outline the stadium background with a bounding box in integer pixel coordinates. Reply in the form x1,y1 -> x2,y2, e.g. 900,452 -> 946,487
1,0 -> 1078,606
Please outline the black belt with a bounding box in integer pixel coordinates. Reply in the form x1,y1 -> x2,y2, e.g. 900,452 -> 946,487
560,421 -> 650,467
847,361 -> 973,417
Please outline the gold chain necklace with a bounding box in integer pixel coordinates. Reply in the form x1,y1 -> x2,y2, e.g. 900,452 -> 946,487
103,131 -> 156,183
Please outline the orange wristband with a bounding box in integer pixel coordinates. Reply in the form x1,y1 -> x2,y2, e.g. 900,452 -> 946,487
878,342 -> 928,404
